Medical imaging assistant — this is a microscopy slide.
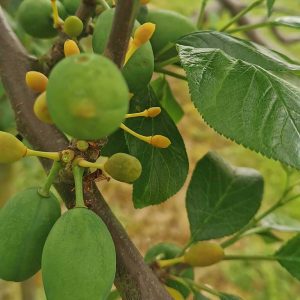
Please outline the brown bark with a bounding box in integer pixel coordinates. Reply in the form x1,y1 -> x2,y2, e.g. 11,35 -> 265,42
0,2 -> 171,299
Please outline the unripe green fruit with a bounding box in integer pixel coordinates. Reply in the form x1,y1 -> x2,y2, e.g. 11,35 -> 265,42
0,131 -> 27,163
18,0 -> 67,39
104,153 -> 142,183
184,242 -> 225,267
61,0 -> 81,15
92,8 -> 154,94
63,15 -> 83,37
146,9 -> 196,60
42,208 -> 116,300
46,53 -> 129,140
0,188 -> 61,281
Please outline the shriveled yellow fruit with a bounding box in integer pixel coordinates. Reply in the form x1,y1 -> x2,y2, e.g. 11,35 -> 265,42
26,71 -> 48,93
33,92 -> 53,124
63,16 -> 83,38
133,22 -> 156,47
64,39 -> 80,57
165,286 -> 184,300
151,135 -> 171,148
0,131 -> 27,163
184,242 -> 225,267
104,153 -> 142,183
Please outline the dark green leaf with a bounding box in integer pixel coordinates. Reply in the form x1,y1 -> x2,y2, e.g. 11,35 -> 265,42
276,234 -> 300,280
219,293 -> 243,300
101,129 -> 129,157
177,44 -> 300,169
178,31 -> 300,74
194,292 -> 211,300
267,0 -> 276,17
274,16 -> 300,29
261,212 -> 300,232
257,230 -> 282,244
125,87 -> 188,208
186,152 -> 263,241
151,76 -> 184,123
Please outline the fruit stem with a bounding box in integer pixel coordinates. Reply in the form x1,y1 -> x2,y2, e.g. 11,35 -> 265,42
25,149 -> 60,161
157,256 -> 185,268
77,159 -> 105,171
155,42 -> 175,60
125,107 -> 161,118
72,164 -> 86,208
98,0 -> 110,10
51,0 -> 62,29
38,161 -> 62,197
197,0 -> 209,29
120,123 -> 151,144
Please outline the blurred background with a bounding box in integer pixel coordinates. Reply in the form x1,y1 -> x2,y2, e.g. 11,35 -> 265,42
1,0 -> 300,299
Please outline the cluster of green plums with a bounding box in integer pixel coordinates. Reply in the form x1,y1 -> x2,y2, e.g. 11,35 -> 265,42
0,1 -> 200,299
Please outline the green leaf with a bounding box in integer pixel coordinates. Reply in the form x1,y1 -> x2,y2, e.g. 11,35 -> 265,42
267,0 -> 276,17
261,212 -> 300,232
151,76 -> 184,123
274,16 -> 300,29
177,43 -> 300,169
101,129 -> 129,157
186,152 -> 263,241
257,230 -> 282,244
194,292 -> 211,300
125,87 -> 189,208
178,31 -> 300,74
276,233 -> 300,280
219,293 -> 243,300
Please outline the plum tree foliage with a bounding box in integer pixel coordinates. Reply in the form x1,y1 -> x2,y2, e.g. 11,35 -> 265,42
1,0 -> 300,299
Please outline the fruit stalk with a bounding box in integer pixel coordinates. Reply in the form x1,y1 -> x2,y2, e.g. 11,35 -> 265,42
25,148 -> 60,161
99,0 -> 110,10
157,256 -> 185,268
39,160 -> 62,197
72,164 -> 86,208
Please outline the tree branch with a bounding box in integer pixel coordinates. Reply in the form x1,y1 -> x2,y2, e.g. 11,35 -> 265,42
44,0 -> 97,73
104,0 -> 140,67
0,6 -> 171,300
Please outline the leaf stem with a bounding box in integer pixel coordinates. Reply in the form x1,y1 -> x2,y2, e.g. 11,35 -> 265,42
170,276 -> 220,297
197,0 -> 209,29
38,161 -> 62,197
155,42 -> 175,60
155,56 -> 180,69
221,171 -> 294,248
227,21 -> 274,34
72,164 -> 86,208
219,0 -> 264,32
154,67 -> 187,81
224,254 -> 277,261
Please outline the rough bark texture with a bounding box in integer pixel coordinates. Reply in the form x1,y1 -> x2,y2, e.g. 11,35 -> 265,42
0,2 -> 171,299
